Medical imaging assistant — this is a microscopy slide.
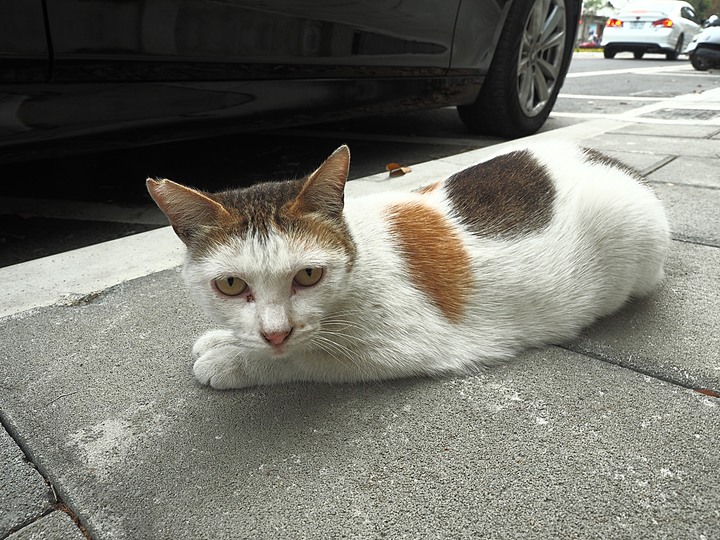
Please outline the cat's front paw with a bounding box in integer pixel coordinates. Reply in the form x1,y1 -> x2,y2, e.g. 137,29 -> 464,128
192,329 -> 237,360
193,347 -> 253,390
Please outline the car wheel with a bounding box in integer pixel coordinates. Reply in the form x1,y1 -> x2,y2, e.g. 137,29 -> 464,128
603,47 -> 616,58
633,51 -> 645,59
690,52 -> 710,71
666,35 -> 683,60
457,0 -> 576,138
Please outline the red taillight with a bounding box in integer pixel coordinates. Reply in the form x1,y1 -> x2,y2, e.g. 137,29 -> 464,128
652,18 -> 674,27
606,18 -> 623,27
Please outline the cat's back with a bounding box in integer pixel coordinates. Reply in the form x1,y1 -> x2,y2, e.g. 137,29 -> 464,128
344,141 -> 669,324
347,140 -> 666,244
437,140 -> 666,242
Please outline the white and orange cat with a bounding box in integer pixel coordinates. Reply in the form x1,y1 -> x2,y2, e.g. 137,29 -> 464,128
147,142 -> 670,389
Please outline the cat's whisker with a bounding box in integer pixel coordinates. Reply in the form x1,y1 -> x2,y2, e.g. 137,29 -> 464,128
312,334 -> 373,380
312,333 -> 357,363
317,324 -> 369,348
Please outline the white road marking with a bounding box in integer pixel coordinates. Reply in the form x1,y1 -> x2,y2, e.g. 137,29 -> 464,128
565,63 -> 696,78
559,94 -> 666,101
551,111 -> 720,125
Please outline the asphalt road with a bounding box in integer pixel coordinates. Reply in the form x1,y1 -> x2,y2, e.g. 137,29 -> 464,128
1,52 -> 718,267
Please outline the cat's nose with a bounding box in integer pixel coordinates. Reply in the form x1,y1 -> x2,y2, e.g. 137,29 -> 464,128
262,329 -> 292,346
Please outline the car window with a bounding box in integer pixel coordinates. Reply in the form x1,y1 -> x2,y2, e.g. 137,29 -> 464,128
681,6 -> 698,22
619,3 -> 672,16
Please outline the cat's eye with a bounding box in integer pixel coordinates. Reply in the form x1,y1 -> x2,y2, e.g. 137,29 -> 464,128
293,268 -> 323,287
214,276 -> 247,296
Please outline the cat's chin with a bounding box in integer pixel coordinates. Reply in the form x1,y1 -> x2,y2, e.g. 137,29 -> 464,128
263,341 -> 300,358
266,346 -> 290,358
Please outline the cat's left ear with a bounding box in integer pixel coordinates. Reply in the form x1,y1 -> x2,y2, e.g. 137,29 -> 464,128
289,145 -> 350,219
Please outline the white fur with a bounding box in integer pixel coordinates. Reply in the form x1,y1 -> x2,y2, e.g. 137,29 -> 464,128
184,141 -> 670,389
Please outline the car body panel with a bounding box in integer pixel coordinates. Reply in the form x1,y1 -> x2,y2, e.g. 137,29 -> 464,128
449,0 -> 512,73
0,1 -> 49,83
0,76 -> 482,163
0,0 -> 579,162
1,0 -> 486,161
46,0 -> 461,81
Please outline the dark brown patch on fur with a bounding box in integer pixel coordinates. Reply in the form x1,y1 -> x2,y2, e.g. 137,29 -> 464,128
444,150 -> 555,238
582,147 -> 648,184
387,202 -> 473,324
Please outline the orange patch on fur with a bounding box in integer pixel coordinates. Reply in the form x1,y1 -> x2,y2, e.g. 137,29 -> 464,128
416,182 -> 441,194
387,202 -> 473,323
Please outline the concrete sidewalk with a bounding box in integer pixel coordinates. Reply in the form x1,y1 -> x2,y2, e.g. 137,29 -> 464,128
2,89 -> 719,540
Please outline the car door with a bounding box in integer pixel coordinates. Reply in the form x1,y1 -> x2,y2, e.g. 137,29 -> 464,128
45,0 -> 461,81
0,1 -> 48,83
0,1 -> 51,146
679,5 -> 701,43
2,0 -> 465,155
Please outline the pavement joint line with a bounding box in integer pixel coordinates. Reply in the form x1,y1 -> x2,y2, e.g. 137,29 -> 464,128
650,179 -> 720,191
0,405 -> 91,540
670,236 -> 720,249
561,342 -> 718,396
640,155 -> 677,176
0,411 -> 73,540
2,508 -> 69,540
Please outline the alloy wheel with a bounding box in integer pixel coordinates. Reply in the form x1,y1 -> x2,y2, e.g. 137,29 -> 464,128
517,0 -> 567,117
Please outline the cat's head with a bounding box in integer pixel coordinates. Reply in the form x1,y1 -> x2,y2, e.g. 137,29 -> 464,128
147,145 -> 357,357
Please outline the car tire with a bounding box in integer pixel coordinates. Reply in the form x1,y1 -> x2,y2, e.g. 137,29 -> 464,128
603,47 -> 616,58
633,51 -> 645,59
690,52 -> 710,70
457,0 -> 576,138
666,35 -> 683,60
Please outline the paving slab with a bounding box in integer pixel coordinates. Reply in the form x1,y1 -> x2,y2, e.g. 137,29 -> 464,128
0,426 -> 52,536
7,511 -> 86,540
587,133 -> 720,159
611,123 -> 720,139
648,155 -> 720,189
652,183 -> 720,247
1,268 -> 719,540
569,240 -> 720,392
583,149 -> 673,174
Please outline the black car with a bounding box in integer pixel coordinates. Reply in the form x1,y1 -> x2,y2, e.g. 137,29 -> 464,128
1,0 -> 580,162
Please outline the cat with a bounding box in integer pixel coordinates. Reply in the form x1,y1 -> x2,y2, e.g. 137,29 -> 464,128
146,141 -> 670,390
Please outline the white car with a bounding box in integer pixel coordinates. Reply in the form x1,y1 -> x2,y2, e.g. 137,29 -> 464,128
601,0 -> 701,59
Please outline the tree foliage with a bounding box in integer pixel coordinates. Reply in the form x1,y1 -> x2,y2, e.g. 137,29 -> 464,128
695,0 -> 720,21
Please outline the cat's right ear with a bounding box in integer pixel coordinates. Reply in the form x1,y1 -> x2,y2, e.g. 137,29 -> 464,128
146,178 -> 230,245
